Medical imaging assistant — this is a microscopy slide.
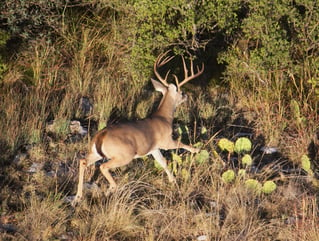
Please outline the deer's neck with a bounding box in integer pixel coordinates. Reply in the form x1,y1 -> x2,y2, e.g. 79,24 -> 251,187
152,93 -> 175,123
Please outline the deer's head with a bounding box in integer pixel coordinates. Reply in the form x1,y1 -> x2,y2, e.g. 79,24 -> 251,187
151,51 -> 204,109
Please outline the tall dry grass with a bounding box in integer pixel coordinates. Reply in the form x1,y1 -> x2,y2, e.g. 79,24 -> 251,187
1,114 -> 318,241
18,193 -> 68,241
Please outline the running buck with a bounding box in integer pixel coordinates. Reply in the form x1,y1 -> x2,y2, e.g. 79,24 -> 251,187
72,52 -> 204,205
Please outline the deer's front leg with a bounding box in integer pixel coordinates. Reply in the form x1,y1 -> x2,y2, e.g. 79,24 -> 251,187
165,139 -> 200,153
151,150 -> 176,183
178,142 -> 200,153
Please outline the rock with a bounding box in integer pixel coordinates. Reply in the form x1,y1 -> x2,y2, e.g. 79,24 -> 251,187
260,146 -> 279,154
64,195 -> 76,204
197,235 -> 208,241
0,224 -> 17,234
84,182 -> 100,191
27,162 -> 43,173
13,152 -> 28,165
79,96 -> 93,116
45,170 -> 55,177
69,121 -> 87,136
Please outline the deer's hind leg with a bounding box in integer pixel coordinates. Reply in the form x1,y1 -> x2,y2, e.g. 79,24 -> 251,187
72,151 -> 102,206
99,152 -> 135,191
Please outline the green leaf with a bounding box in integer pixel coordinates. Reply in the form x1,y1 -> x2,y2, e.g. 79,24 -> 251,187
195,150 -> 209,164
238,169 -> 246,177
201,126 -> 208,135
221,170 -> 235,183
290,99 -> 301,119
172,153 -> 183,165
242,154 -> 253,166
181,168 -> 190,181
245,179 -> 262,193
218,138 -> 234,153
193,142 -> 204,149
234,137 -> 252,154
301,154 -> 311,173
154,160 -> 163,170
177,124 -> 189,136
262,181 -> 277,194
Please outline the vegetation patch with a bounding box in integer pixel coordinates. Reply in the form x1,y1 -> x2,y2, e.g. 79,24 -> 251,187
0,0 -> 318,240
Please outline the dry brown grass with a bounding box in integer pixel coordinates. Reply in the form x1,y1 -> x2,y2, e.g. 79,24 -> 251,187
69,157 -> 318,241
1,135 -> 318,241
18,194 -> 68,241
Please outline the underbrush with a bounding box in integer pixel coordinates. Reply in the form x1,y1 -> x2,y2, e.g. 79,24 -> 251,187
1,139 -> 318,241
1,41 -> 318,241
1,1 -> 319,240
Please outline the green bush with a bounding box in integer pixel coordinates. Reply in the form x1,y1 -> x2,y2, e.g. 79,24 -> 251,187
0,0 -> 67,40
130,0 -> 243,79
219,0 -> 319,107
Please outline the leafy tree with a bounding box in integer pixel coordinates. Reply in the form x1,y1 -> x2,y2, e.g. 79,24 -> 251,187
130,0 -> 243,79
0,0 -> 67,40
219,0 -> 319,106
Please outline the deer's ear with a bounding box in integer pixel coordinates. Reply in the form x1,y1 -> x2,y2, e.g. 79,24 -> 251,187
151,78 -> 167,94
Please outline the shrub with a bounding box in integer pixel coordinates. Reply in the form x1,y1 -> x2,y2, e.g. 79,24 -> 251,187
130,0 -> 243,79
219,0 -> 319,107
0,0 -> 67,40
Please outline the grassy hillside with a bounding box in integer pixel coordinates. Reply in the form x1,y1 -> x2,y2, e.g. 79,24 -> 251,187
0,1 -> 318,240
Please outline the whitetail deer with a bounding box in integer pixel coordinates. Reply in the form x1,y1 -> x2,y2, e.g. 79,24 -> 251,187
72,51 -> 204,205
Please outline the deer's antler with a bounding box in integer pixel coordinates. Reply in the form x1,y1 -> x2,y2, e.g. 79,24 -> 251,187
154,51 -> 175,87
154,51 -> 204,91
176,56 -> 204,92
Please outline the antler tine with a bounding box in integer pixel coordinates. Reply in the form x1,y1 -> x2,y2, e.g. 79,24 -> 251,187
177,56 -> 204,90
173,74 -> 179,87
154,51 -> 174,86
181,56 -> 188,80
159,54 -> 175,67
